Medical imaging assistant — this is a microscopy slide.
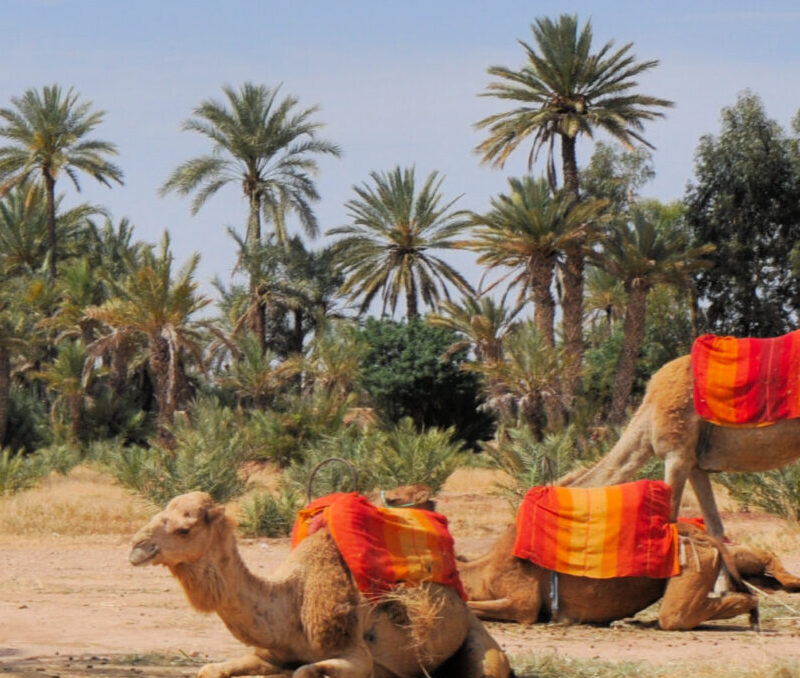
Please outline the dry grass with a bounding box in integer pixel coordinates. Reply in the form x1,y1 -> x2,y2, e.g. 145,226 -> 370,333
0,464 -> 156,537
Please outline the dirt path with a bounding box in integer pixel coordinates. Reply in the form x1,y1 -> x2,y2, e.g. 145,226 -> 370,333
2,532 -> 800,677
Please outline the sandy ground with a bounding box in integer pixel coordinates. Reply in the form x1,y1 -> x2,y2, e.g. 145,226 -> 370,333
2,470 -> 800,677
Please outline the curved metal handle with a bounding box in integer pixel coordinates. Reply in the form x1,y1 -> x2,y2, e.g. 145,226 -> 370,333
306,457 -> 359,504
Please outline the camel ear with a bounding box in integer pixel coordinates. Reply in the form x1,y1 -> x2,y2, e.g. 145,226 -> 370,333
413,487 -> 433,505
203,505 -> 225,524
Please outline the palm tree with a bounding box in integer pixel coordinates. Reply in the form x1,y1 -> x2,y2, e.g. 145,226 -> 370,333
594,204 -> 713,424
329,166 -> 474,318
0,85 -> 123,278
85,233 -> 211,436
475,15 -> 672,392
161,82 -> 340,246
465,176 -> 605,348
428,294 -> 521,364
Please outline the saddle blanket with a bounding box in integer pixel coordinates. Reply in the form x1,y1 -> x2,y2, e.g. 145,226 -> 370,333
292,492 -> 465,600
692,330 -> 800,426
512,480 -> 680,579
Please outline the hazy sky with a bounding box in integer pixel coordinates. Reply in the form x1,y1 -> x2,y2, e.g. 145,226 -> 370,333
4,1 -> 800,302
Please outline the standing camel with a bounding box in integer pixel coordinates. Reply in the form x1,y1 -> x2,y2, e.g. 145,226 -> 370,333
561,354 -> 800,537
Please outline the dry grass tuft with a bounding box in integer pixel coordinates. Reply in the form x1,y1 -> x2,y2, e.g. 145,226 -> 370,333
0,464 -> 156,537
377,584 -> 447,667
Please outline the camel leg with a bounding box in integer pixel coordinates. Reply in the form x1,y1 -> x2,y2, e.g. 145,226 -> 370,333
198,653 -> 289,678
467,592 -> 542,625
437,613 -> 511,678
658,539 -> 757,630
664,455 -> 690,523
292,647 -> 372,678
729,543 -> 800,591
689,468 -> 725,538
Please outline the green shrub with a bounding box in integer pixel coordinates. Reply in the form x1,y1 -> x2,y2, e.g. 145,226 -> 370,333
0,447 -> 43,495
237,488 -> 300,538
718,464 -> 800,521
34,443 -> 82,476
483,426 -> 584,501
288,417 -> 468,501
101,397 -> 250,506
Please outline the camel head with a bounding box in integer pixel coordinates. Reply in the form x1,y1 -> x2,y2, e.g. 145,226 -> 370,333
380,483 -> 436,511
129,491 -> 227,568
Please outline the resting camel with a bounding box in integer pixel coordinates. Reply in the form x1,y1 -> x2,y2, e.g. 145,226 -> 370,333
129,491 -> 511,678
561,354 -> 800,537
459,521 -> 759,630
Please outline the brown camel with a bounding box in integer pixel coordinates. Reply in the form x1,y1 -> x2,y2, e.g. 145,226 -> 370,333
561,354 -> 800,537
129,491 -> 511,678
459,521 -> 759,630
381,483 -> 800,594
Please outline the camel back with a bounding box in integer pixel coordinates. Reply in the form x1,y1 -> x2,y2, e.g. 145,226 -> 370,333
513,480 -> 680,579
292,492 -> 465,600
693,330 -> 800,426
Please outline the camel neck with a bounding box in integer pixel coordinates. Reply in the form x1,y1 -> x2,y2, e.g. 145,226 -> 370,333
170,524 -> 298,652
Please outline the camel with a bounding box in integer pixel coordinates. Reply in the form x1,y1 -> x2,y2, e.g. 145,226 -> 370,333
561,354 -> 800,537
129,491 -> 511,678
459,521 -> 759,630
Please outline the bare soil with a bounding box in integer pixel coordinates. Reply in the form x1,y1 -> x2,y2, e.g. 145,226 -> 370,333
2,468 -> 800,677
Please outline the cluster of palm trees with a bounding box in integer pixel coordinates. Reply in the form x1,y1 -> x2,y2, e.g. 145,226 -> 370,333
0,14 -> 716,454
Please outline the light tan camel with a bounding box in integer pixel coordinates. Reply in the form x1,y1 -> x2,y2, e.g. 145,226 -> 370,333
129,491 -> 511,678
561,354 -> 800,537
459,521 -> 759,630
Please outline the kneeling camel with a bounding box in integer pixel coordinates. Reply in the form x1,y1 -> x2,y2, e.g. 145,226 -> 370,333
129,491 -> 511,678
460,521 -> 759,630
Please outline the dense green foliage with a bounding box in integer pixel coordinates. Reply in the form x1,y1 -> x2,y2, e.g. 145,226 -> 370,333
685,92 -> 800,336
358,317 -> 494,447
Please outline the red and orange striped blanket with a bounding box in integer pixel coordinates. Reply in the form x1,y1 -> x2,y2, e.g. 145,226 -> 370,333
291,492 -> 465,600
692,330 -> 800,426
512,480 -> 680,579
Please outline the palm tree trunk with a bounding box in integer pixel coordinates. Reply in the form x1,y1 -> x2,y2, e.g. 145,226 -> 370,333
608,283 -> 649,425
69,393 -> 82,443
559,134 -> 584,409
44,169 -> 57,279
247,191 -> 268,356
530,256 -> 556,348
148,331 -> 174,433
0,346 -> 9,445
406,277 -> 418,319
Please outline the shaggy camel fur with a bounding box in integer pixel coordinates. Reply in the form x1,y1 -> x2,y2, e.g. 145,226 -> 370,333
459,521 -> 759,630
561,354 -> 800,537
129,492 -> 511,678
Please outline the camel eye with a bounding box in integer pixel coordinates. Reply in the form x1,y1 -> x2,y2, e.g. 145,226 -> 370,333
175,527 -> 191,536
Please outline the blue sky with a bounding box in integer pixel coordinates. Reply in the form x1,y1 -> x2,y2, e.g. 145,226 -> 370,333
4,1 -> 800,303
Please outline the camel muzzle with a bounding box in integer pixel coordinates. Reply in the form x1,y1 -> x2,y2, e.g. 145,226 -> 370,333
129,540 -> 160,566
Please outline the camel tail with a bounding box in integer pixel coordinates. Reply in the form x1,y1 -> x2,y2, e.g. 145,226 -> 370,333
558,403 -> 655,488
707,533 -> 760,629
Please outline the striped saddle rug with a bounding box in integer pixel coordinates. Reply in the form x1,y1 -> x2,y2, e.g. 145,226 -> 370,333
291,492 -> 465,600
692,330 -> 800,426
512,480 -> 680,579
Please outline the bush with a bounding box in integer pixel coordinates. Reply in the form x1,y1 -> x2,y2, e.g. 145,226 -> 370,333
483,426 -> 584,502
34,443 -> 82,476
237,488 -> 300,538
287,417 -> 468,500
101,397 -> 250,506
717,464 -> 800,521
0,447 -> 44,495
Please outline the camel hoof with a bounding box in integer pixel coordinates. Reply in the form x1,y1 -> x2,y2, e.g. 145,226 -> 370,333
197,664 -> 227,678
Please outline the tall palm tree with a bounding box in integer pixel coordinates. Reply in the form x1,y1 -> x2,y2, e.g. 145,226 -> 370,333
594,204 -> 713,424
0,85 -> 123,278
465,176 -> 605,348
329,166 -> 474,319
161,82 -> 340,246
85,233 -> 211,436
475,15 -> 672,393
